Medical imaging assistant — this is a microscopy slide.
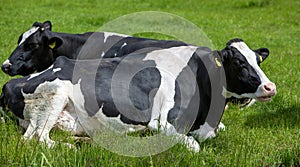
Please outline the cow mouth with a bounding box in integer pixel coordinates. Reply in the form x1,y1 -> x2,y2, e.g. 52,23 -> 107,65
257,96 -> 272,102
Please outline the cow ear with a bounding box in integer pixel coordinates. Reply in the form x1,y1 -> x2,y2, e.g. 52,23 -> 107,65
43,21 -> 52,31
48,37 -> 62,49
220,46 -> 233,61
255,48 -> 269,62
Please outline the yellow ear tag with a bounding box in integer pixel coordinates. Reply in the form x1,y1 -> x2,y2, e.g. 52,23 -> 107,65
259,56 -> 263,62
49,41 -> 56,49
215,57 -> 222,67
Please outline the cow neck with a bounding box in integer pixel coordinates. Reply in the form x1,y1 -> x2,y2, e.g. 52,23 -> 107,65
52,32 -> 91,59
211,50 -> 227,88
196,49 -> 226,128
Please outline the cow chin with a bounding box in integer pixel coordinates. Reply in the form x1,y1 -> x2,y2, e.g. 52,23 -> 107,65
254,83 -> 276,102
5,69 -> 19,76
222,87 -> 274,102
15,65 -> 36,76
256,96 -> 272,102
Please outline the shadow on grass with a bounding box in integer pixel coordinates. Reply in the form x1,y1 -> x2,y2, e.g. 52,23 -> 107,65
244,104 -> 300,128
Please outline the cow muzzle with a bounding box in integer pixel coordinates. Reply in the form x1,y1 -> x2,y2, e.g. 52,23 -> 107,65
256,82 -> 277,102
1,60 -> 12,74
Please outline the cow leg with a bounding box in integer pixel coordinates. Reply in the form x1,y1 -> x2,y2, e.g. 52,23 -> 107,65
162,114 -> 200,152
23,104 -> 63,148
23,118 -> 38,140
147,74 -> 200,152
159,119 -> 200,152
36,94 -> 70,148
23,86 -> 70,148
148,97 -> 200,152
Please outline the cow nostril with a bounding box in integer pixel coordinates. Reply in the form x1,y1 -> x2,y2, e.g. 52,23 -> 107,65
1,64 -> 11,73
264,85 -> 271,91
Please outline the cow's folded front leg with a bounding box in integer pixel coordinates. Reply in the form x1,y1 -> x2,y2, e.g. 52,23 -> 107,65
22,82 -> 70,148
23,119 -> 38,140
148,105 -> 201,152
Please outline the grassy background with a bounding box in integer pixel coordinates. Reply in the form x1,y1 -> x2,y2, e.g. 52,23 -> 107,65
0,0 -> 299,166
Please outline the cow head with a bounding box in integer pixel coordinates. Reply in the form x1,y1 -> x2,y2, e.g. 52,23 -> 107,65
1,21 -> 62,76
221,38 -> 276,102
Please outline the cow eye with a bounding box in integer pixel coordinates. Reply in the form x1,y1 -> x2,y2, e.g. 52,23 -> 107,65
19,53 -> 32,61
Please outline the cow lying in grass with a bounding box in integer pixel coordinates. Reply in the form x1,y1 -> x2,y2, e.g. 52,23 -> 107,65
0,38 -> 276,152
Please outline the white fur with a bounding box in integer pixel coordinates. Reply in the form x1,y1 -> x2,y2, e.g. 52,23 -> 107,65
103,32 -> 128,43
27,65 -> 54,80
121,42 -> 127,48
52,68 -> 61,73
19,26 -> 40,45
100,51 -> 105,57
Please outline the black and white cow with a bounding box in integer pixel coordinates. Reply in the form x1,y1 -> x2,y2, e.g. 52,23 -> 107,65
1,21 -> 129,76
1,21 -> 188,76
0,39 -> 276,151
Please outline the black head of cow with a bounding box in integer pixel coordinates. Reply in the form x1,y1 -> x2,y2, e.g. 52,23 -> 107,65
221,38 -> 276,102
1,21 -> 62,76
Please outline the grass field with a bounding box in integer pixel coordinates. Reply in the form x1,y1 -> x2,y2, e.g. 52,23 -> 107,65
0,0 -> 299,166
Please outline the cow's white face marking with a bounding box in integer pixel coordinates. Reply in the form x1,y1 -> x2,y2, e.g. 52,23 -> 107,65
103,32 -> 128,43
19,26 -> 40,46
2,59 -> 11,66
230,42 -> 271,85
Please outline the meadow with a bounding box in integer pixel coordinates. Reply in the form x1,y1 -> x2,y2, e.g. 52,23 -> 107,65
0,0 -> 299,166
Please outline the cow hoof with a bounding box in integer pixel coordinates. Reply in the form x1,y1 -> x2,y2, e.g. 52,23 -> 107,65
184,136 -> 200,153
217,122 -> 226,132
206,130 -> 217,140
224,104 -> 229,110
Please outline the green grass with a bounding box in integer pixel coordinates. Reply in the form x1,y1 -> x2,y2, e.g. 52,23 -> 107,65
0,0 -> 299,166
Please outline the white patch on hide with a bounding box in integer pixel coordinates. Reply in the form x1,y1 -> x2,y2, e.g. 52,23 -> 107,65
19,26 -> 40,45
21,79 -> 75,147
103,32 -> 128,43
27,65 -> 54,80
144,46 -> 198,131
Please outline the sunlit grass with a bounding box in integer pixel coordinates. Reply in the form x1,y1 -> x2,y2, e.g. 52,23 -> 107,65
0,0 -> 299,166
